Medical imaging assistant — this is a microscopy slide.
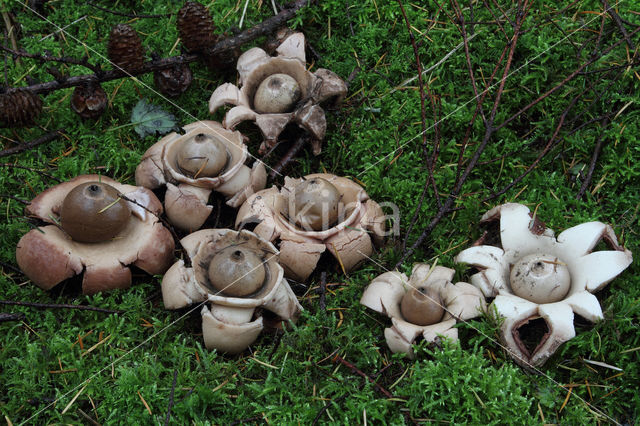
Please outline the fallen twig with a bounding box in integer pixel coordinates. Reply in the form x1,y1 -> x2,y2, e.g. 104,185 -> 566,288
164,369 -> 179,426
18,0 -> 313,95
0,130 -> 63,158
0,312 -> 26,322
577,118 -> 609,200
269,136 -> 306,179
332,354 -> 393,398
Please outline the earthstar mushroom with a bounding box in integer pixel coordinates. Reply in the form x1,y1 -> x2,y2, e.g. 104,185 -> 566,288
235,173 -> 386,282
208,32 -> 347,155
16,175 -> 175,295
135,120 -> 266,231
360,263 -> 486,358
161,229 -> 302,354
455,203 -> 633,366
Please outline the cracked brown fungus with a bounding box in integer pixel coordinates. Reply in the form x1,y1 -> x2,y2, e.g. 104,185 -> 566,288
455,203 -> 633,366
235,173 -> 386,282
161,229 -> 302,354
208,32 -> 347,155
135,120 -> 266,232
15,175 -> 175,295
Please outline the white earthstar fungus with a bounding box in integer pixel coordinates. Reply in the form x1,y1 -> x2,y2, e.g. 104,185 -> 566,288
16,175 -> 175,295
235,173 -> 386,282
135,120 -> 266,232
208,32 -> 347,155
161,228 -> 302,354
455,203 -> 633,367
360,264 -> 486,359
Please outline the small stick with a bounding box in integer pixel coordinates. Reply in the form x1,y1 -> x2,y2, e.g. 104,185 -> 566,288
0,312 -> 25,322
332,355 -> 393,398
19,0 -> 313,95
0,130 -> 63,158
0,300 -> 122,314
577,119 -> 609,199
269,136 -> 306,179
602,0 -> 635,51
164,370 -> 179,426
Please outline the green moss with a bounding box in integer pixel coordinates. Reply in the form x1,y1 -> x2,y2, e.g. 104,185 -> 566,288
1,0 -> 638,423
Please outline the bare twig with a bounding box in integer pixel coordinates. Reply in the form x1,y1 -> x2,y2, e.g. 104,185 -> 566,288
0,130 -> 63,157
398,0 -> 530,267
397,0 -> 442,251
0,300 -> 123,314
577,118 -> 609,199
164,369 -> 179,426
1,46 -> 102,74
602,0 -> 636,51
332,355 -> 394,398
0,312 -> 26,322
269,136 -> 307,179
18,0 -> 313,95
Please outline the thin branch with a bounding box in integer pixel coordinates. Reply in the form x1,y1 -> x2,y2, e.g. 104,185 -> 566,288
163,369 -> 179,426
397,0 -> 442,252
0,312 -> 26,322
602,0 -> 636,51
332,355 -> 394,398
1,46 -> 102,74
0,130 -> 63,157
398,0 -> 530,267
0,300 -> 123,314
18,0 -> 313,95
577,118 -> 609,199
269,136 -> 307,179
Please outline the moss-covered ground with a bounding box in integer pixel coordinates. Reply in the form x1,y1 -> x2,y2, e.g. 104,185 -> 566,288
1,0 -> 639,423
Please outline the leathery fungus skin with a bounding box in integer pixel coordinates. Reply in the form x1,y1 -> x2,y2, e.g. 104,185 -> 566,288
15,175 -> 175,295
455,203 -> 633,367
235,174 -> 386,282
360,264 -> 486,359
208,31 -> 347,156
135,120 -> 266,232
161,229 -> 302,354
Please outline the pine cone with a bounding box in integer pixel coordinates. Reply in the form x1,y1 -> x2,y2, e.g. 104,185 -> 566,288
177,2 -> 216,53
0,90 -> 43,127
154,64 -> 193,97
71,82 -> 107,119
107,24 -> 144,73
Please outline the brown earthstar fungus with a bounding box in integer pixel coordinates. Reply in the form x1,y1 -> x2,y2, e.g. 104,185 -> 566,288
455,203 -> 633,367
15,175 -> 175,295
208,31 -> 347,155
360,264 -> 486,359
235,173 -> 386,282
135,120 -> 267,232
161,229 -> 302,354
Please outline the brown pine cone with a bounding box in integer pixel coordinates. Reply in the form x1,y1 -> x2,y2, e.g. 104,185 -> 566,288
70,82 -> 107,119
177,2 -> 216,53
154,64 -> 193,97
0,90 -> 43,127
107,24 -> 144,73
